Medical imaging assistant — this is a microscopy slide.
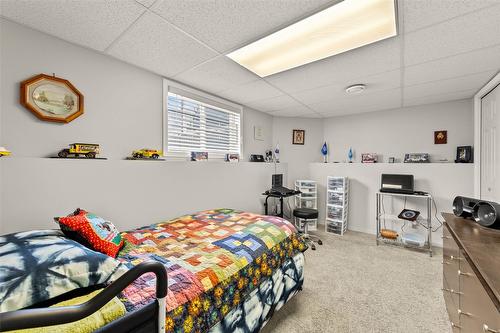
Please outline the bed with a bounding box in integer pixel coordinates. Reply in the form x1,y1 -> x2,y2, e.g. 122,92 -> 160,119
0,209 -> 307,333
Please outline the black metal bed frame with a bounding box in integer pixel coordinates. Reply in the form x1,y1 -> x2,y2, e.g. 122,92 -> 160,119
0,261 -> 168,333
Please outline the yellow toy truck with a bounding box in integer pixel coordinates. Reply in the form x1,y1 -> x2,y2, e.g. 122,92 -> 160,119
132,149 -> 162,159
0,147 -> 11,157
58,143 -> 100,158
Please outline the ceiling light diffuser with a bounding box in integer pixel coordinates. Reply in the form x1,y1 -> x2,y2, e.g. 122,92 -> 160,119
227,0 -> 397,77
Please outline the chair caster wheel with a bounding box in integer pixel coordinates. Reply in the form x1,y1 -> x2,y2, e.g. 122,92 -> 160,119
311,244 -> 316,250
318,240 -> 323,245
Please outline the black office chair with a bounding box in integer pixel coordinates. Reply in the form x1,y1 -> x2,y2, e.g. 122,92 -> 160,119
293,208 -> 322,250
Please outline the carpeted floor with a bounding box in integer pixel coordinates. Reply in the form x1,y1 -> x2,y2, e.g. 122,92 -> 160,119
262,229 -> 451,333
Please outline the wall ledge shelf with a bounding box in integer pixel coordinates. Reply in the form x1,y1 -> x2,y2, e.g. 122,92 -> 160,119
312,162 -> 474,166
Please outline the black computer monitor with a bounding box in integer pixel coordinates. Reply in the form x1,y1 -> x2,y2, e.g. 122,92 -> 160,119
272,174 -> 283,188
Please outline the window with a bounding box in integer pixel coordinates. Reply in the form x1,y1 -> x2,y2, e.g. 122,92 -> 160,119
164,80 -> 242,159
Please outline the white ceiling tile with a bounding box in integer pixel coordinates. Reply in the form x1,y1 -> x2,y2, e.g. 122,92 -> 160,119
297,113 -> 322,118
403,0 -> 499,33
404,45 -> 500,86
246,95 -> 303,112
292,70 -> 401,105
318,99 -> 402,117
403,89 -> 476,107
217,80 -> 284,104
150,0 -> 335,53
312,88 -> 402,116
404,71 -> 495,100
135,0 -> 157,8
269,107 -> 317,118
0,0 -> 145,51
174,56 -> 258,94
265,36 -> 402,93
404,5 -> 500,66
107,11 -> 218,77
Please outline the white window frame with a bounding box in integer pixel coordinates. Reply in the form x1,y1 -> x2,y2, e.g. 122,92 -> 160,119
163,79 -> 243,160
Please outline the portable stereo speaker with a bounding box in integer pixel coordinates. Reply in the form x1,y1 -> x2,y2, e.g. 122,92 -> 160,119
452,196 -> 480,218
472,201 -> 500,229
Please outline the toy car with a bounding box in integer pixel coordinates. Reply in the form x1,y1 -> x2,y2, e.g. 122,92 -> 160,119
58,143 -> 100,158
132,149 -> 162,159
0,147 -> 11,157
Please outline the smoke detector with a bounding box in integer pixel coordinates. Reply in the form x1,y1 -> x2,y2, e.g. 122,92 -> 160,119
345,84 -> 366,94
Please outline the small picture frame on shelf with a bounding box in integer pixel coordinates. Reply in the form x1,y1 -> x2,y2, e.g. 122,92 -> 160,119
455,146 -> 472,163
404,153 -> 430,163
361,153 -> 377,163
388,157 -> 395,163
191,151 -> 208,161
225,153 -> 239,162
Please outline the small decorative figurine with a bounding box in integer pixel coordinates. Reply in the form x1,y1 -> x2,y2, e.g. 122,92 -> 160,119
348,148 -> 353,163
265,150 -> 273,162
58,143 -> 100,158
131,149 -> 162,159
0,147 -> 11,157
321,142 -> 328,163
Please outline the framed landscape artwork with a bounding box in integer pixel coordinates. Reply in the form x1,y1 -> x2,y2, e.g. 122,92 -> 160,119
20,74 -> 84,123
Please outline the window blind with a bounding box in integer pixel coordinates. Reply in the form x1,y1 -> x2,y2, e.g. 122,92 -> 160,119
166,91 -> 241,158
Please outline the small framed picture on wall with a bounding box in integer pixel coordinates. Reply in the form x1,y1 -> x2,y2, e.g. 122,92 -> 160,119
434,130 -> 447,144
292,129 -> 305,145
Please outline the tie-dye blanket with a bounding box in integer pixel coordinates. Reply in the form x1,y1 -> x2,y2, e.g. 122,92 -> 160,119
117,209 -> 307,333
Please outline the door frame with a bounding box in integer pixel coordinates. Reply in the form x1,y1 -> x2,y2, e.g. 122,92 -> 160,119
474,72 -> 500,198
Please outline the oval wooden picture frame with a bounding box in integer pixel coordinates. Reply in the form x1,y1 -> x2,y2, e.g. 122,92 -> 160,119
20,74 -> 84,123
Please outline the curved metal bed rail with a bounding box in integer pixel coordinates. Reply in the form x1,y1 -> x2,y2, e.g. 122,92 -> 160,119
0,261 -> 168,332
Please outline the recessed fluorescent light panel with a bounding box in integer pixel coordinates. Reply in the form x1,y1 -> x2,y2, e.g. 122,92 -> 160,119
227,0 -> 397,77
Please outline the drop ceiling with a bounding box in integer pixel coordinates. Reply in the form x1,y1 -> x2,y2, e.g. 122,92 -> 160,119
1,0 -> 500,118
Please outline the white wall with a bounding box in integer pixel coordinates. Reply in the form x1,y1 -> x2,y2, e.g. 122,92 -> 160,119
0,19 -> 273,160
0,158 -> 286,234
309,163 -> 474,246
272,117 -> 324,186
323,100 -> 474,163
243,107 -> 273,160
0,18 -> 477,240
0,18 -> 276,233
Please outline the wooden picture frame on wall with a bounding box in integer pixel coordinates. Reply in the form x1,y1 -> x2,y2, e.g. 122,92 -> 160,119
20,74 -> 84,123
292,129 -> 305,145
434,130 -> 447,144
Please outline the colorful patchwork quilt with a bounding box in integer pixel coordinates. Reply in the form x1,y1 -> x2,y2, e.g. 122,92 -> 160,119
117,209 -> 307,333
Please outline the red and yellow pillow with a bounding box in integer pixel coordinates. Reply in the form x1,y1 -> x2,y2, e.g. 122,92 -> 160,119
55,209 -> 123,257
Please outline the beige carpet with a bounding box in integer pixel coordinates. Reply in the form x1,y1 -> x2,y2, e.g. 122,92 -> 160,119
262,229 -> 451,333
